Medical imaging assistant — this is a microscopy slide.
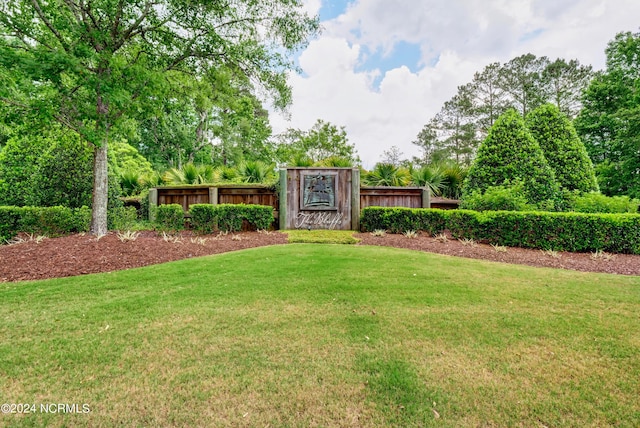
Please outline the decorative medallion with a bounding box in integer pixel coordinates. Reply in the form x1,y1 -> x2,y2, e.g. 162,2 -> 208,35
300,173 -> 337,210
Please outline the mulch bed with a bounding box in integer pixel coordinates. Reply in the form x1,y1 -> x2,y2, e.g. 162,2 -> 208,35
1,230 -> 639,282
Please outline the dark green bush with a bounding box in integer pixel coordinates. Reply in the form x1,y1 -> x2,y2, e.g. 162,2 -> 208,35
462,109 -> 559,205
240,205 -> 275,231
480,211 -> 640,253
361,206 -> 640,254
446,210 -> 485,240
108,206 -> 139,231
190,204 -> 274,233
460,182 -> 532,211
0,207 -> 22,243
74,206 -> 92,232
0,205 -> 91,243
526,103 -> 598,193
570,193 -> 639,214
155,204 -> 185,232
360,207 -> 447,235
215,204 -> 244,232
190,204 -> 217,233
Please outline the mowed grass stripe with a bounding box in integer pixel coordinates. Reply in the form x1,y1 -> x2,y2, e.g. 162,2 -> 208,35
1,245 -> 639,427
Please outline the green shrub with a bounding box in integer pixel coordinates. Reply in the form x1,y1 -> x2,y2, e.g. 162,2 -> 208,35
462,109 -> 559,205
526,103 -> 598,193
74,206 -> 92,232
570,193 -> 639,214
138,189 -> 150,220
108,206 -> 139,231
190,204 -> 274,233
478,211 -> 640,253
0,205 -> 91,243
241,205 -> 275,230
448,210 -> 640,254
0,207 -> 22,243
360,207 -> 447,235
190,204 -> 217,234
215,204 -> 244,232
19,206 -> 78,236
446,210 -> 485,240
460,182 -> 532,211
361,206 -> 640,254
155,204 -> 185,232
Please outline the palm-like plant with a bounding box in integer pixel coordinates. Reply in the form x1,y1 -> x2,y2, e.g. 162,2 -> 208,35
142,170 -> 165,188
119,169 -> 143,196
214,166 -> 239,182
163,163 -> 216,185
287,154 -> 314,167
410,165 -> 445,196
440,163 -> 467,199
236,160 -> 275,183
364,163 -> 411,186
314,156 -> 355,167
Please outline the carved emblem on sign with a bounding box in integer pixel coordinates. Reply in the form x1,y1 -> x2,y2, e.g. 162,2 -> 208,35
301,174 -> 337,210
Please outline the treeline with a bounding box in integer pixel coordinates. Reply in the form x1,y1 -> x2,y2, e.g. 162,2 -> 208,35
413,30 -> 640,199
413,55 -> 593,167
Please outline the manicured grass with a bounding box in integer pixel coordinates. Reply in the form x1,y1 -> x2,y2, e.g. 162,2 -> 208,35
1,245 -> 639,426
285,229 -> 360,244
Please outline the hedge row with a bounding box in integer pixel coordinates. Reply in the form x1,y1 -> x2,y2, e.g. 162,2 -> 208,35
189,204 -> 274,233
360,206 -> 447,235
0,206 -> 91,243
360,207 -> 640,254
154,204 -> 186,232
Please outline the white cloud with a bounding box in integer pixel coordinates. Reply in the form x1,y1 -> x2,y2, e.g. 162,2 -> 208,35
271,0 -> 640,167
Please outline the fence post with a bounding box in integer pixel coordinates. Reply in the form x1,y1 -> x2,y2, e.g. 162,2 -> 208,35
351,168 -> 360,231
149,188 -> 158,221
209,187 -> 218,205
279,169 -> 287,230
421,187 -> 431,208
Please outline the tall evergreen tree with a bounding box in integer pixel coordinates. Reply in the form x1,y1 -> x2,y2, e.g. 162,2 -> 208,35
462,109 -> 558,204
526,104 -> 598,193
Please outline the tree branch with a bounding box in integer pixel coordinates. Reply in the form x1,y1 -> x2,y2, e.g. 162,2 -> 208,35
30,0 -> 70,52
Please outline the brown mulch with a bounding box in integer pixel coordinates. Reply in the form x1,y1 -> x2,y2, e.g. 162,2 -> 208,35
355,233 -> 640,277
1,230 -> 639,283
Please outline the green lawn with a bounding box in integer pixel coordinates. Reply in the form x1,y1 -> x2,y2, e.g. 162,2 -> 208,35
1,244 -> 639,427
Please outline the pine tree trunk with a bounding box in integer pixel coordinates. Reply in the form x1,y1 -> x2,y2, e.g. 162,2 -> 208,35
90,139 -> 109,236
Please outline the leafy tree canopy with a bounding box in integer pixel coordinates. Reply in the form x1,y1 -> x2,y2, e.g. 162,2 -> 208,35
0,0 -> 319,234
276,119 -> 361,166
575,30 -> 640,198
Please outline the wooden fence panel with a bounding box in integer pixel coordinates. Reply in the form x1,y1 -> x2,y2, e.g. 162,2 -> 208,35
360,187 -> 425,209
157,187 -> 211,212
217,186 -> 278,209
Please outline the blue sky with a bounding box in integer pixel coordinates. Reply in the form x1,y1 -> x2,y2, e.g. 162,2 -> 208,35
271,0 -> 640,168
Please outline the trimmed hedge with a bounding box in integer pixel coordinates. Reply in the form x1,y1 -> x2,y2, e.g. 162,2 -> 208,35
155,204 -> 185,232
480,211 -> 640,254
190,204 -> 274,233
0,206 -> 91,243
360,207 -> 447,235
361,206 -> 640,254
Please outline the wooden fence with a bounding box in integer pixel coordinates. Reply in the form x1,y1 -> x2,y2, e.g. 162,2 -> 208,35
360,187 -> 429,209
149,182 -> 459,228
149,185 -> 279,223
